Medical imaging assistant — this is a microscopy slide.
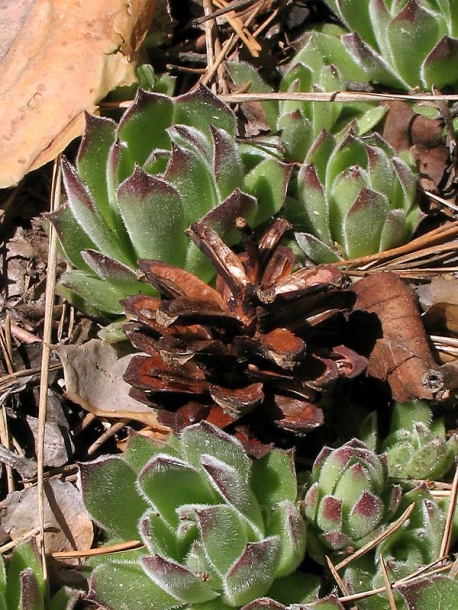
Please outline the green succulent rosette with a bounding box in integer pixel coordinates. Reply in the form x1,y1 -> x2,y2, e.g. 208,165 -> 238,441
228,26 -> 387,164
50,85 -> 291,317
0,538 -> 79,610
324,0 -> 458,91
80,422 -> 316,610
290,128 -> 421,263
303,439 -> 401,561
276,26 -> 387,162
382,400 -> 458,480
343,485 -> 447,610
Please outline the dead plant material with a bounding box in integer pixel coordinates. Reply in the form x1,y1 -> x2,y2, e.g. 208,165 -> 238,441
123,219 -> 367,437
351,272 -> 438,401
382,100 -> 449,191
0,0 -> 157,187
331,220 -> 458,277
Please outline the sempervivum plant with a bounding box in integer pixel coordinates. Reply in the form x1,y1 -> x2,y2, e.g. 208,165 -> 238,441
289,128 -> 421,263
343,485 -> 446,610
381,399 -> 458,480
276,26 -> 387,162
0,538 -> 79,610
323,0 -> 458,90
80,421 -> 312,610
303,439 -> 401,561
121,218 -> 367,435
228,30 -> 386,164
49,85 -> 291,317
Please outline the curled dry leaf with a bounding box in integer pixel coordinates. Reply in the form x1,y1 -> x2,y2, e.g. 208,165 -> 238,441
55,339 -> 171,430
0,0 -> 157,188
351,272 -> 437,401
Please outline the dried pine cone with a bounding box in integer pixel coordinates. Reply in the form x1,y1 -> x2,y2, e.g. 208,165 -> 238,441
122,219 -> 367,436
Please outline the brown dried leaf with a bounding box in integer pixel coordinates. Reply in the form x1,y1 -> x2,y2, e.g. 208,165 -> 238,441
382,100 -> 448,190
417,276 -> 458,334
0,0 -> 157,188
26,414 -> 74,469
352,272 -> 437,401
2,479 -> 93,560
55,339 -> 170,429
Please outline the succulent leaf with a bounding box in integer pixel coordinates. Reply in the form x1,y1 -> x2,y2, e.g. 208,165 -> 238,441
181,421 -> 250,478
141,554 -> 219,604
201,455 -> 265,536
79,456 -> 148,540
48,206 -> 97,272
192,505 -> 251,574
173,85 -> 236,138
422,35 -> 458,88
343,189 -> 390,258
89,561 -> 180,610
265,501 -> 307,577
212,126 -> 246,200
224,537 -> 282,606
61,158 -> 132,266
118,91 -> 174,165
117,168 -> 186,265
244,160 -> 292,226
58,270 -> 140,316
398,575 -> 458,609
296,164 -> 331,245
138,455 -> 217,528
251,449 -> 298,506
76,114 -> 117,223
163,142 -> 217,222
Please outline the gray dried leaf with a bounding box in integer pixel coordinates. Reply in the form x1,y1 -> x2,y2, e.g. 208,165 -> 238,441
54,339 -> 170,429
1,479 -> 93,560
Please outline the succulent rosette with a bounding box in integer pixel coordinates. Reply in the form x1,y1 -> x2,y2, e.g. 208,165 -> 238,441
343,485 -> 447,610
49,85 -> 290,317
277,26 -> 387,162
0,538 -> 79,610
303,439 -> 401,560
381,399 -> 458,480
290,128 -> 421,263
80,421 -> 314,610
228,29 -> 386,164
324,0 -> 458,91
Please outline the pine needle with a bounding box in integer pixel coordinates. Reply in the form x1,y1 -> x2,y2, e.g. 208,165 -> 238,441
37,157 -> 61,604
